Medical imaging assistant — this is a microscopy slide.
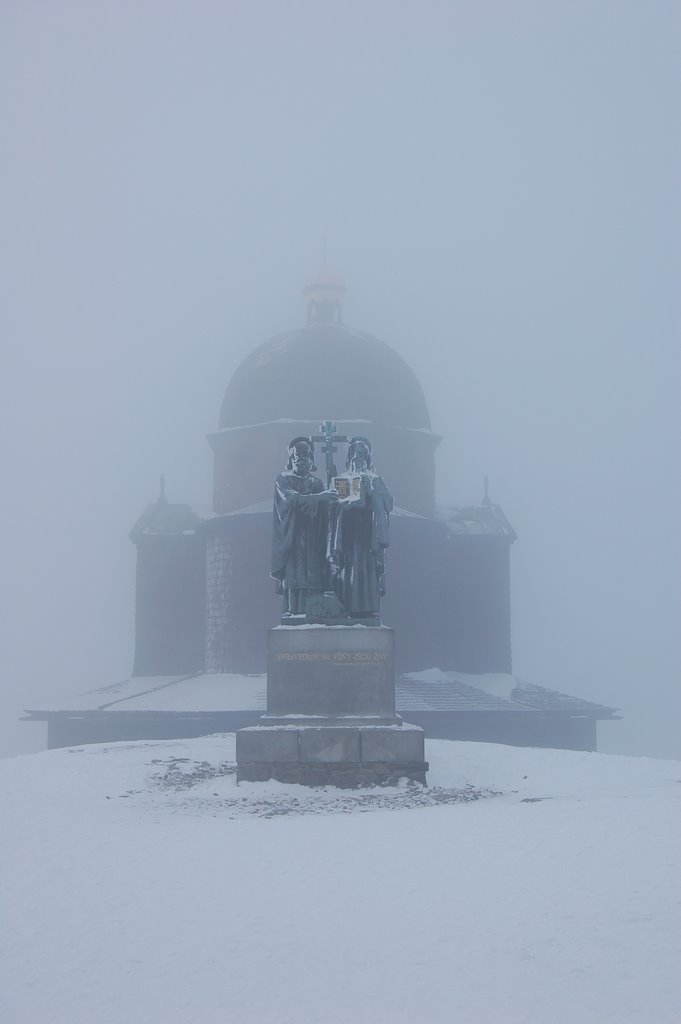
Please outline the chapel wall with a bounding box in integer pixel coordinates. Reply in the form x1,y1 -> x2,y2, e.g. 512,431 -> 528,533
203,514 -> 280,673
438,534 -> 513,674
132,534 -> 205,677
210,420 -> 438,517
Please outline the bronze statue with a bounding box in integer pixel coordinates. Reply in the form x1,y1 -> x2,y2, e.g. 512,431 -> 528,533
271,430 -> 392,623
329,437 -> 393,622
271,437 -> 339,617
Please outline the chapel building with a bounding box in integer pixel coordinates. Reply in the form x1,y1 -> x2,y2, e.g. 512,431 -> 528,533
25,273 -> 618,750
131,271 -> 514,680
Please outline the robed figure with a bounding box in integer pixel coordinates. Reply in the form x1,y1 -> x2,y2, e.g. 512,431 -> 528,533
329,437 -> 393,620
272,437 -> 339,616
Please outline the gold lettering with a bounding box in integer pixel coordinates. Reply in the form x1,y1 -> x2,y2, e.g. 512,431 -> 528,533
275,649 -> 386,664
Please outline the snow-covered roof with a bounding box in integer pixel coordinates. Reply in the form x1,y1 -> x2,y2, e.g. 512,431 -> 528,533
210,417 -> 438,438
129,501 -> 203,540
24,671 -> 617,719
217,322 -> 434,432
511,681 -> 617,716
398,670 -> 617,717
437,502 -> 517,539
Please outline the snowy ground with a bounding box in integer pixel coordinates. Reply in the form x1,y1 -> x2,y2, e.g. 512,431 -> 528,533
1,736 -> 679,1024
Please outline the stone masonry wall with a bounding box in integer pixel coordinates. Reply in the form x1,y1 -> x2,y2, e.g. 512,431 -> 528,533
203,514 -> 281,674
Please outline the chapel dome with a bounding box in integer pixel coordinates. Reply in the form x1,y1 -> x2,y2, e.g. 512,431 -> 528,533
218,321 -> 431,431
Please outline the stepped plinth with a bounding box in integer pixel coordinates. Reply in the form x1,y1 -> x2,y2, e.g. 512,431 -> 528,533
236,625 -> 428,787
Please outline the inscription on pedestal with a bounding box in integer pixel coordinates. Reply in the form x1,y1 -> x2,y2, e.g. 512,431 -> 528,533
274,650 -> 387,663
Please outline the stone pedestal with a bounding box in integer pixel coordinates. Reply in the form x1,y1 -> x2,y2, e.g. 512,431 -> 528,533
236,625 -> 428,787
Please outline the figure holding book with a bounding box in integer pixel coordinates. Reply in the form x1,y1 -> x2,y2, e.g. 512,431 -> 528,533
329,437 -> 393,621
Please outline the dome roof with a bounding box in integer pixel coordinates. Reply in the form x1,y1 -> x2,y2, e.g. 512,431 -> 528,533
219,322 -> 431,431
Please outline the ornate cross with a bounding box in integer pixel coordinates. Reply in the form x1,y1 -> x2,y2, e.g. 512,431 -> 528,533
311,420 -> 348,488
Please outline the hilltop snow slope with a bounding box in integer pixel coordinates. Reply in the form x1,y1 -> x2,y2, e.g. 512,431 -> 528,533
1,736 -> 679,1024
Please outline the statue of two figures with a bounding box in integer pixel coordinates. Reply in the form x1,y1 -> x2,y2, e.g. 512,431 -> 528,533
271,429 -> 394,625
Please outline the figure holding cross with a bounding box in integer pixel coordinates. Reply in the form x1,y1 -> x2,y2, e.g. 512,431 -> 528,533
311,420 -> 349,488
271,435 -> 339,617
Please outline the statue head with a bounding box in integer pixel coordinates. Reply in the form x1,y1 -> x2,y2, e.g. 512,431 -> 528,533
346,436 -> 373,473
286,437 -> 317,475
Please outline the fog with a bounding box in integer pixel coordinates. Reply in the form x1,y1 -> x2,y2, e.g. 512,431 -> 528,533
2,1 -> 679,759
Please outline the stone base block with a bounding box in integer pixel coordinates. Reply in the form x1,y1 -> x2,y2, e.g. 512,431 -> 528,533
360,725 -> 426,763
299,726 -> 361,763
236,722 -> 428,788
235,726 -> 300,763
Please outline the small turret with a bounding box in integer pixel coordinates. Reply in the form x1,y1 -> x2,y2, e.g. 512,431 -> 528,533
303,267 -> 346,324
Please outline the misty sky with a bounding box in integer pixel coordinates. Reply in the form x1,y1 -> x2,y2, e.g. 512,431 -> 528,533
2,1 -> 679,758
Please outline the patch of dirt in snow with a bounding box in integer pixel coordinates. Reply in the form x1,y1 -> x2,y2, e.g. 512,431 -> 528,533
147,755 -> 499,818
150,756 -> 236,790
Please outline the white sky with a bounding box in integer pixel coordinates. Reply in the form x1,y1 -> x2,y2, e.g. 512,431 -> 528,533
1,0 -> 679,757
